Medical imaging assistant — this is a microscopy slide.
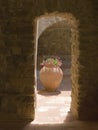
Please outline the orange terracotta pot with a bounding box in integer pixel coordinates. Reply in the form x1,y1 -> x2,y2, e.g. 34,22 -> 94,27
39,66 -> 63,92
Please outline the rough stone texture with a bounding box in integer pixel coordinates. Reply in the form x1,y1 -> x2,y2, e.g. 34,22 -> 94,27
0,0 -> 98,121
0,0 -> 35,121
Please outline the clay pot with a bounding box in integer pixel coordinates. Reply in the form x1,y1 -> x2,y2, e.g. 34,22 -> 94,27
39,66 -> 63,92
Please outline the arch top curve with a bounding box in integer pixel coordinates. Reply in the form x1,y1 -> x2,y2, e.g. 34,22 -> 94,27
34,12 -> 79,38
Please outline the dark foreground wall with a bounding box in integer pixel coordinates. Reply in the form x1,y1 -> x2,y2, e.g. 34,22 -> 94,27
0,0 -> 98,121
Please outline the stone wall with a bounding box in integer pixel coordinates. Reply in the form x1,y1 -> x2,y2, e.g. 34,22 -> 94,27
0,0 -> 98,121
0,0 -> 35,121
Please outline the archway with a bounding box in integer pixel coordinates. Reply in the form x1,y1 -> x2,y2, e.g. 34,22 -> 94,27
34,13 -> 79,123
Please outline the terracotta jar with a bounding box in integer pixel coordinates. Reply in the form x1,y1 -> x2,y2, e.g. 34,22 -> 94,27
39,66 -> 63,92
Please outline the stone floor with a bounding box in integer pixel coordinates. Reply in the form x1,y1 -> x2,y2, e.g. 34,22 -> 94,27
33,90 -> 72,124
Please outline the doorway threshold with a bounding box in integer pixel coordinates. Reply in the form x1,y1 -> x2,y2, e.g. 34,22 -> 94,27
32,90 -> 72,124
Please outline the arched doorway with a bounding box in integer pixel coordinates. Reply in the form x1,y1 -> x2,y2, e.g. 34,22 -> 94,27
34,12 -> 79,123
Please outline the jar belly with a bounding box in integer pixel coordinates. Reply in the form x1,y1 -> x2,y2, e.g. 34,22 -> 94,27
39,66 -> 63,91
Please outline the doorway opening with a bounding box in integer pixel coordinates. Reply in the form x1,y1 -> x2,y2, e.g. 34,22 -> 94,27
33,13 -> 79,124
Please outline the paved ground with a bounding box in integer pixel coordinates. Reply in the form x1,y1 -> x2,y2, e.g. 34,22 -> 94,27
34,90 -> 72,124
